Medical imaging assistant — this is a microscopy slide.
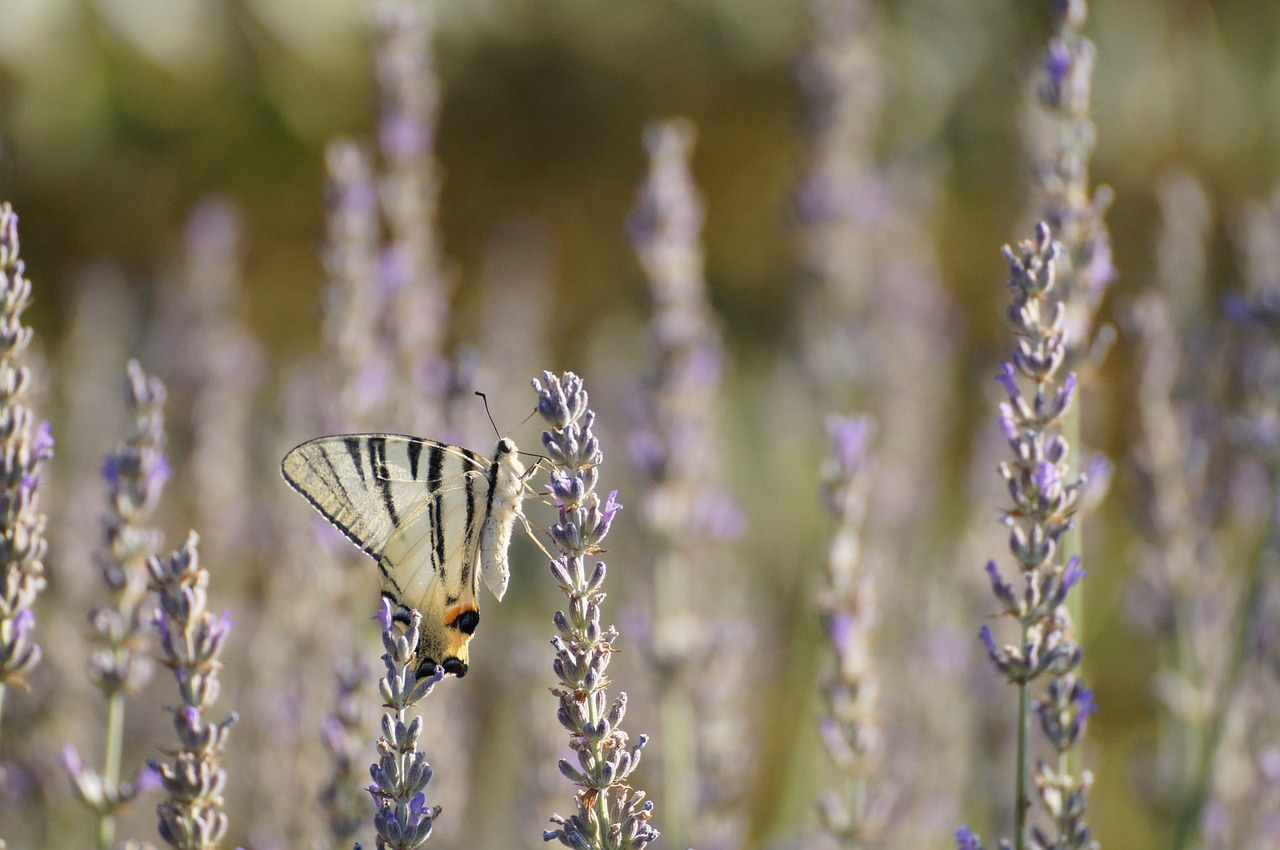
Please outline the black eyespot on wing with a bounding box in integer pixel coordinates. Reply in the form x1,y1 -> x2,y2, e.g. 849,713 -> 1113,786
441,657 -> 468,677
453,609 -> 480,635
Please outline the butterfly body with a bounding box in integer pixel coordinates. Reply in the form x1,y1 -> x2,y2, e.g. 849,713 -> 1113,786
281,434 -> 527,678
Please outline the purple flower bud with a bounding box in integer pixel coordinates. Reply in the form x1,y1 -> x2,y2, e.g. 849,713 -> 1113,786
955,825 -> 982,850
827,612 -> 855,655
827,414 -> 874,477
1034,462 -> 1061,498
13,606 -> 34,640
32,420 -> 53,459
1062,557 -> 1085,592
211,609 -> 234,642
1059,371 -> 1078,408
375,596 -> 394,633
102,455 -> 121,489
601,490 -> 622,525
149,453 -> 173,495
996,363 -> 1019,402
1045,38 -> 1071,89
997,408 -> 1019,442
61,743 -> 83,777
135,762 -> 163,794
181,705 -> 202,734
1076,686 -> 1098,720
978,625 -> 998,657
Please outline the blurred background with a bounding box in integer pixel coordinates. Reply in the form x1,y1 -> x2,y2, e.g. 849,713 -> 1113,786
1,0 -> 1279,848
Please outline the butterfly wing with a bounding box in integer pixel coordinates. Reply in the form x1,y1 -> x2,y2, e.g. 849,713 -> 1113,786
281,434 -> 493,676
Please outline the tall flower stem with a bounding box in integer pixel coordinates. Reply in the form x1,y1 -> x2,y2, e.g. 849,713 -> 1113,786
627,118 -> 743,849
816,415 -> 884,847
1031,0 -> 1114,656
369,598 -> 443,850
958,224 -> 1098,850
148,534 -> 236,850
534,371 -> 659,850
0,202 -> 53,747
64,361 -> 170,849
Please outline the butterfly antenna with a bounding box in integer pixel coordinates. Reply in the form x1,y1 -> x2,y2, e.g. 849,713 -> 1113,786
475,391 -> 501,438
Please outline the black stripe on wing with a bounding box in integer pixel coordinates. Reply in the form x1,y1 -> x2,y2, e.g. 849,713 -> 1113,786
428,443 -> 445,574
282,441 -> 379,560
367,435 -> 401,527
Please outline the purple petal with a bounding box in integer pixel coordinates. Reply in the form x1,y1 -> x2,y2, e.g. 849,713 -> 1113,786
375,596 -> 394,633
1062,556 -> 1085,592
978,625 -> 997,656
996,363 -> 1018,401
33,420 -> 54,459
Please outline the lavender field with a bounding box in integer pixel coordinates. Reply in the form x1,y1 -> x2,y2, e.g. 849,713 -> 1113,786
1,1 -> 1278,849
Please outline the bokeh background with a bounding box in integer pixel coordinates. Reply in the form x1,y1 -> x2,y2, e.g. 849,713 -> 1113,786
1,1 -> 1279,849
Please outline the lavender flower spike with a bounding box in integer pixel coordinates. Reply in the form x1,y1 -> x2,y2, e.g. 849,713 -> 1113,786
64,361 -> 170,849
369,596 -> 444,850
0,202 -> 53,735
817,414 -> 888,845
962,224 -> 1098,850
147,533 -> 237,850
534,371 -> 659,850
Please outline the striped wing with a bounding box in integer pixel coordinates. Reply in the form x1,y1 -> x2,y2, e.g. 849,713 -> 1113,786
281,434 -> 495,677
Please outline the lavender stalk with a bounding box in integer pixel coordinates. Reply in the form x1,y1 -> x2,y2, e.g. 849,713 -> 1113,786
64,361 -> 170,849
958,224 -> 1098,850
0,202 -> 53,740
368,597 -> 444,850
147,533 -> 237,850
534,371 -> 659,850
373,0 -> 455,438
1030,0 -> 1115,653
627,117 -> 744,850
1032,0 -> 1114,353
321,653 -> 374,847
816,415 -> 884,847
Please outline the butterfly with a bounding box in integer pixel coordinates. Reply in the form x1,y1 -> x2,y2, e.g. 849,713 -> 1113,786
281,434 -> 530,678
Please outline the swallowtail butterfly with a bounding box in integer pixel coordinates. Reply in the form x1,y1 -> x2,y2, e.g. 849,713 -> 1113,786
282,434 -> 528,678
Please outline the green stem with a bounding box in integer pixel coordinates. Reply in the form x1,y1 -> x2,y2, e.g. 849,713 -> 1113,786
97,689 -> 125,850
654,550 -> 692,850
1014,635 -> 1033,850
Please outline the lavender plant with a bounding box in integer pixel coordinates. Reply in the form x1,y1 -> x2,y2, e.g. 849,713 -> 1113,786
372,0 -> 463,440
323,138 -> 389,431
627,117 -> 745,850
1031,0 -> 1114,356
0,202 -> 53,738
183,200 -> 262,567
816,414 -> 885,847
1025,0 -> 1113,766
958,224 -> 1097,850
63,360 -> 170,849
796,0 -> 884,409
321,653 -> 374,846
368,597 -> 444,850
798,2 -> 967,841
147,533 -> 236,850
1183,189 -> 1280,849
533,371 -> 658,850
1123,174 -> 1241,850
